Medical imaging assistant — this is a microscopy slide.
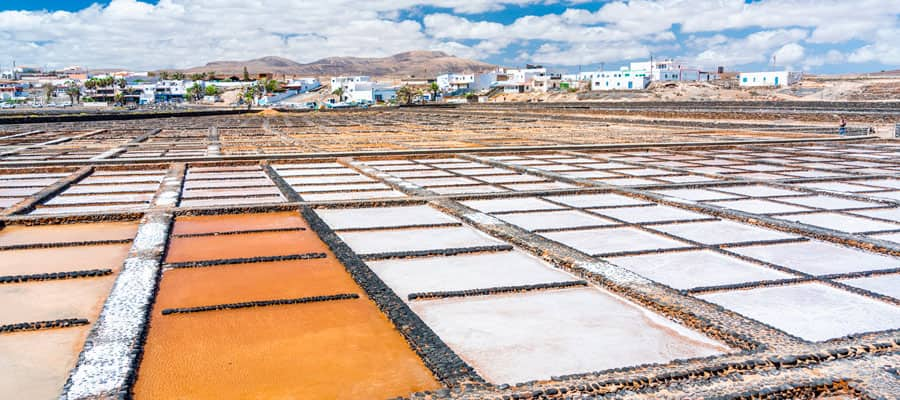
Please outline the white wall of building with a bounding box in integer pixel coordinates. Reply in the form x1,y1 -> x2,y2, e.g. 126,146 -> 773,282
591,71 -> 649,91
738,71 -> 802,87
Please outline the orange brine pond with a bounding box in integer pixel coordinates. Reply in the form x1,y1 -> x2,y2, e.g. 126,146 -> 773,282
133,213 -> 441,399
0,326 -> 92,400
153,258 -> 362,310
133,299 -> 441,399
0,221 -> 138,246
1,243 -> 131,276
165,230 -> 328,263
171,211 -> 307,235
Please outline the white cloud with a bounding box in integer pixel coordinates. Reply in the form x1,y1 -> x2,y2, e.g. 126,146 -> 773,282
772,43 -> 805,67
0,0 -> 897,71
693,29 -> 808,68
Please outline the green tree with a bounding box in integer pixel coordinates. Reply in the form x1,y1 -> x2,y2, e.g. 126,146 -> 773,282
261,78 -> 281,93
429,82 -> 440,102
114,92 -> 125,106
185,83 -> 202,102
116,78 -> 127,89
206,71 -> 217,81
172,72 -> 185,81
159,71 -> 170,80
331,86 -> 344,102
242,66 -> 250,81
190,73 -> 205,81
204,85 -> 220,97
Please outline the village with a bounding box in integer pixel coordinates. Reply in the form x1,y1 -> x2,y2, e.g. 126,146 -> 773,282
0,58 -> 810,110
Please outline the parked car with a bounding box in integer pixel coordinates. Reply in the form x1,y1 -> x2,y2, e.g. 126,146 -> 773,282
0,103 -> 15,109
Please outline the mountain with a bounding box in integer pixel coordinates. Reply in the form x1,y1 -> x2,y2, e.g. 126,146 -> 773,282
180,51 -> 496,78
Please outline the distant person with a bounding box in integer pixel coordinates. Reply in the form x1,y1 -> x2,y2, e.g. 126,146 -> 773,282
839,116 -> 847,136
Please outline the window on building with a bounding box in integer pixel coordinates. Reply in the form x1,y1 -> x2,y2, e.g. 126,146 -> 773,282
742,77 -> 747,83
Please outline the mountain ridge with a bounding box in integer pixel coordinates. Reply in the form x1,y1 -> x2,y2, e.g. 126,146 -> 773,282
179,51 -> 496,78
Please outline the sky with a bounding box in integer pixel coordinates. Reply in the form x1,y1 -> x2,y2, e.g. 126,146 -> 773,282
0,0 -> 897,74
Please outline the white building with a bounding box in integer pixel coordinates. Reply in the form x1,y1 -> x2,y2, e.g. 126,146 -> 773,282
738,71 -> 802,87
591,69 -> 650,91
629,59 -> 717,82
331,76 -> 369,91
284,78 -> 321,93
435,73 -> 475,92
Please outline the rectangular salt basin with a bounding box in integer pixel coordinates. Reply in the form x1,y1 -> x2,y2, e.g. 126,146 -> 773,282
45,193 -> 154,205
165,230 -> 327,263
0,276 -> 116,325
182,187 -> 281,198
315,205 -> 456,230
411,287 -> 726,384
0,325 -> 92,400
652,189 -> 742,202
172,212 -> 308,235
653,220 -> 798,245
496,210 -> 617,231
777,195 -> 881,210
730,241 -> 898,275
0,221 -> 138,246
705,199 -> 811,214
369,251 -> 575,300
839,275 -> 900,299
543,227 -> 688,255
544,193 -> 650,208
155,258 -> 362,310
430,186 -> 507,195
711,185 -> 801,198
179,196 -> 284,207
461,197 -> 565,213
699,283 -> 900,342
276,168 -> 359,177
607,250 -> 794,290
776,212 -> 899,233
183,178 -> 272,189
284,175 -> 373,186
851,208 -> 900,223
63,183 -> 160,194
300,190 -> 406,201
594,205 -> 712,224
474,174 -> 544,184
337,226 -> 504,255
284,183 -> 391,193
502,182 -> 577,191
406,177 -> 481,187
133,300 -> 441,400
1,244 -> 131,276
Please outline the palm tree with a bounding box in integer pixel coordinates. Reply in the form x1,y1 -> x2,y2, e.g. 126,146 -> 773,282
114,92 -> 125,106
44,83 -> 56,104
206,71 -> 217,81
159,71 -> 170,80
429,82 -> 440,102
242,85 -> 259,110
397,85 -> 418,105
65,83 -> 81,104
242,66 -> 250,81
172,72 -> 185,81
332,87 -> 344,102
190,73 -> 205,81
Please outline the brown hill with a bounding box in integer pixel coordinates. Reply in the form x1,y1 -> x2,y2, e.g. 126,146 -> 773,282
180,51 -> 495,78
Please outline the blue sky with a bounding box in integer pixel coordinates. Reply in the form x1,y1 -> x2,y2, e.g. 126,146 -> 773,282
1,1 -> 897,73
